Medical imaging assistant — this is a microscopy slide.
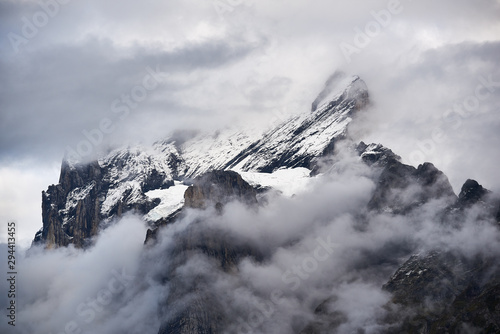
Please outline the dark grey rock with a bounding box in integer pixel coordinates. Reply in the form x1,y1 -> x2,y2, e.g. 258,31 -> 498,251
358,143 -> 457,214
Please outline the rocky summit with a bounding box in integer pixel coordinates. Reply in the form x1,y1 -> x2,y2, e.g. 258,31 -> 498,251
31,73 -> 500,333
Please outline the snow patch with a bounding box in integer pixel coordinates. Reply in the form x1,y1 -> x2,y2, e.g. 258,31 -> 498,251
144,181 -> 189,221
237,168 -> 313,197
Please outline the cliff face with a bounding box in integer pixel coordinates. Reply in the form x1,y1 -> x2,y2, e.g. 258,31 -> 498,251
357,142 -> 457,214
33,157 -> 162,248
379,179 -> 500,334
34,161 -> 103,248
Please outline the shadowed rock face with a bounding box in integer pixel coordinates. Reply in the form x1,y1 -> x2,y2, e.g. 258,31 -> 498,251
158,293 -> 223,334
372,161 -> 457,214
374,179 -> 500,333
357,142 -> 457,214
311,72 -> 369,113
356,141 -> 401,167
457,179 -> 490,207
34,161 -> 103,248
384,252 -> 472,307
156,223 -> 264,334
445,178 -> 500,224
299,296 -> 351,334
184,170 -> 258,210
298,152 -> 500,334
382,251 -> 500,334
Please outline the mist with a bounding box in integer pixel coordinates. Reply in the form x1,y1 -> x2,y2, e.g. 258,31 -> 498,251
4,143 -> 499,333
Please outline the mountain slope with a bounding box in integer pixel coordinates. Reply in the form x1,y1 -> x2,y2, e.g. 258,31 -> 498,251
224,75 -> 368,172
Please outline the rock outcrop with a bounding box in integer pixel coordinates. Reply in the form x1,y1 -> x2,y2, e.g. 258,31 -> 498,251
383,251 -> 500,333
183,170 -> 258,210
33,153 -> 164,248
145,170 -> 258,244
357,142 -> 457,214
34,161 -> 103,248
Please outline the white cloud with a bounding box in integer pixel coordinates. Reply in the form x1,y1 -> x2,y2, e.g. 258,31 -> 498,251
0,161 -> 60,248
1,144 -> 499,333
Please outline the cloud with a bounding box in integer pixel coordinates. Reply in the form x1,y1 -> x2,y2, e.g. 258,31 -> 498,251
3,0 -> 498,163
138,146 -> 500,333
346,40 -> 500,191
1,1 -> 499,332
4,143 -> 500,333
0,215 -> 154,334
0,35 -> 262,162
2,0 -> 500,233
0,161 -> 60,248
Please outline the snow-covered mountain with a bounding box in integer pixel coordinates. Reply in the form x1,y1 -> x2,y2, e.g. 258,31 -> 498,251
33,73 -> 368,248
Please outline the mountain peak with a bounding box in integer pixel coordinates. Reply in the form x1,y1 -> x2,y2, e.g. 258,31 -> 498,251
458,179 -> 490,206
311,72 -> 367,112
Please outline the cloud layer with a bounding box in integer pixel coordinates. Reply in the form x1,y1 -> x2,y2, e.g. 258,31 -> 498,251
2,0 -> 499,164
3,145 -> 499,333
1,0 -> 500,311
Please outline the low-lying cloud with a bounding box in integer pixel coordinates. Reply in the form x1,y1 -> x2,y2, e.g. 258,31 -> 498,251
5,145 -> 498,333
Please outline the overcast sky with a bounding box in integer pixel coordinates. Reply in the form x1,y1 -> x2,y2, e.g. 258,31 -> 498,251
1,0 -> 500,247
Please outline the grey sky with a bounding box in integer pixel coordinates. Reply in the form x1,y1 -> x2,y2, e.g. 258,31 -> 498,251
1,0 -> 500,246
